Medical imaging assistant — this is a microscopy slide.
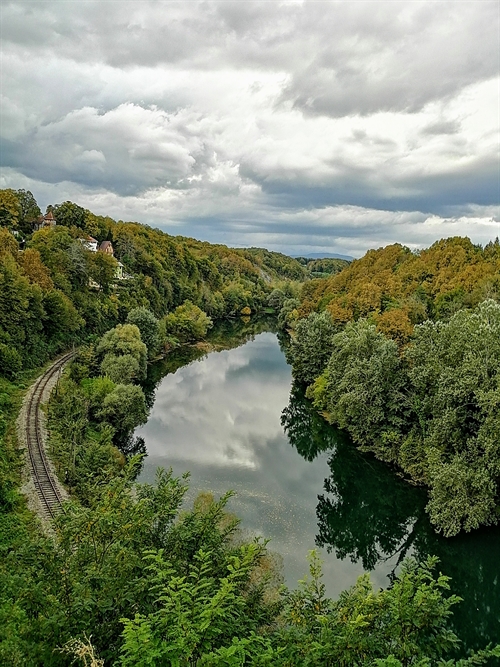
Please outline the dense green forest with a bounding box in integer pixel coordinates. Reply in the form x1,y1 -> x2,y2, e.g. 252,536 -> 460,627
284,238 -> 500,537
0,188 -> 308,377
1,189 -> 499,665
294,256 -> 350,278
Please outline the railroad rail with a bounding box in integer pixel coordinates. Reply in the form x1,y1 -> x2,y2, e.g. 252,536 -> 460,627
24,352 -> 75,519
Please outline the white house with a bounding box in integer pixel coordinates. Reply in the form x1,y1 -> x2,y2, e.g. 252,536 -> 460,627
79,236 -> 99,252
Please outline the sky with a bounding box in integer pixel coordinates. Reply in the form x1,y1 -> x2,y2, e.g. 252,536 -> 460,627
1,0 -> 499,257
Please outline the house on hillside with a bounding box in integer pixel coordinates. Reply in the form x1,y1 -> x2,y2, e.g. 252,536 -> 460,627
78,238 -> 114,254
78,237 -> 125,284
33,211 -> 56,231
115,261 -> 124,280
99,240 -> 114,255
79,236 -> 99,252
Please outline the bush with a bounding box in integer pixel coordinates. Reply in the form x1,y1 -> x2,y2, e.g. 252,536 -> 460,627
99,384 -> 148,436
97,324 -> 147,379
163,301 -> 213,343
0,344 -> 22,379
126,307 -> 160,358
100,353 -> 140,384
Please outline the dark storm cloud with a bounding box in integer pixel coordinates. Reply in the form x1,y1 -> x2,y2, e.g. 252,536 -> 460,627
239,152 -> 500,215
278,2 -> 500,117
1,0 -> 498,254
3,1 -> 497,116
421,120 -> 461,136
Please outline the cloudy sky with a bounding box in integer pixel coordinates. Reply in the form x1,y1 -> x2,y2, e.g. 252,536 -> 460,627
1,0 -> 499,256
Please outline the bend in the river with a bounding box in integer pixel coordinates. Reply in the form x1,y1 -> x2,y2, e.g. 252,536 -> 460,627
137,319 -> 500,652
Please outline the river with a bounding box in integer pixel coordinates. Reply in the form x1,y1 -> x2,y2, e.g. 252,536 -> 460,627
137,320 -> 500,652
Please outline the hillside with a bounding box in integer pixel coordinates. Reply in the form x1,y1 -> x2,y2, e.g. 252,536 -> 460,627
298,237 -> 500,342
285,237 -> 500,537
0,189 -> 309,376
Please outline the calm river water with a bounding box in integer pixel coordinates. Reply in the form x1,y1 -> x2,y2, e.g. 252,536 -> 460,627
137,320 -> 500,652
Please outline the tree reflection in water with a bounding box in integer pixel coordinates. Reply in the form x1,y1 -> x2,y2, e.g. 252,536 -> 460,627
282,381 -> 500,653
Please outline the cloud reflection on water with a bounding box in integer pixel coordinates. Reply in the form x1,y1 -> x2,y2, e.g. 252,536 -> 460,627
137,332 -> 372,593
138,334 -> 290,469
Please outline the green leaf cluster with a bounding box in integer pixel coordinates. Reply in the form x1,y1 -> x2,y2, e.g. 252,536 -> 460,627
289,300 -> 500,536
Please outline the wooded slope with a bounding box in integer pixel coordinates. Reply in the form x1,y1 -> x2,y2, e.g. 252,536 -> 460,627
299,237 -> 500,342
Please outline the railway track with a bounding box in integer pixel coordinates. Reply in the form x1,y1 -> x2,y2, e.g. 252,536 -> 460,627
24,352 -> 75,519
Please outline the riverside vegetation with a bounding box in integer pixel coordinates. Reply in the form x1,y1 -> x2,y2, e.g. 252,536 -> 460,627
1,189 -> 499,665
284,238 -> 500,537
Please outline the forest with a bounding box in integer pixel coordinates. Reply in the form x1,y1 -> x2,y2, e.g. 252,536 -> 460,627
0,188 -> 310,378
284,238 -> 500,537
1,188 -> 500,665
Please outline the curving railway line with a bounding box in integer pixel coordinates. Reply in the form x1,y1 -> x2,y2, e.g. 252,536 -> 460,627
24,352 -> 75,519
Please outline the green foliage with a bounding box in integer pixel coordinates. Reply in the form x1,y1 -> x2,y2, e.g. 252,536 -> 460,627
127,307 -> 161,358
163,300 -> 213,342
42,289 -> 83,339
0,248 -> 64,369
277,297 -> 300,330
51,200 -> 87,229
97,323 -> 148,379
87,250 -> 117,293
268,288 -> 286,311
287,237 -> 500,537
119,543 -> 269,666
242,247 -> 307,281
16,189 -> 41,227
68,344 -> 100,383
0,226 -> 19,256
49,356 -> 148,500
0,376 -> 24,510
99,383 -> 148,434
0,188 -> 41,237
295,256 -> 350,278
0,344 -> 22,379
101,352 -> 140,384
0,454 -> 285,666
403,300 -> 500,535
425,456 -> 496,538
222,282 -> 254,316
320,319 -> 407,462
276,553 -> 499,667
2,356 -> 499,666
0,189 -> 22,229
290,299 -> 500,536
288,311 -> 339,384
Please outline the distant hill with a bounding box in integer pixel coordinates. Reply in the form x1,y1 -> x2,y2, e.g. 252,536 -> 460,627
292,252 -> 354,261
293,255 -> 350,278
297,238 -> 500,337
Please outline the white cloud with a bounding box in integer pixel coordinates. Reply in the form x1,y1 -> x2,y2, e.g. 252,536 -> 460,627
1,0 -> 499,254
138,335 -> 291,468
